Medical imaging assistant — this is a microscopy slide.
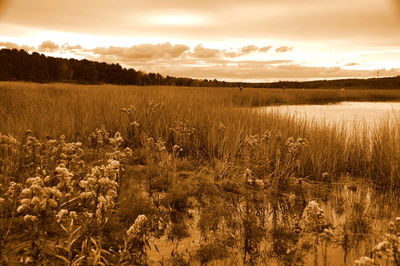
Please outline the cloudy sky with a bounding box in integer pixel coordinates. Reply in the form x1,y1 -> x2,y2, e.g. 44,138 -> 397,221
1,0 -> 400,81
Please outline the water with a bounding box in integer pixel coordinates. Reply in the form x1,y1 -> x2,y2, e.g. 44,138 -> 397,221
257,101 -> 400,129
148,101 -> 400,265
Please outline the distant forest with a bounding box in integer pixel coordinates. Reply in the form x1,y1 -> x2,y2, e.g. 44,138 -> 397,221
1,48 -> 400,89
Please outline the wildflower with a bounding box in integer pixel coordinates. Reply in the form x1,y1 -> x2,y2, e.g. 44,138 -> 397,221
80,191 -> 93,199
254,179 -> 264,187
130,121 -> 140,127
110,131 -> 124,147
302,200 -> 328,233
155,138 -> 166,151
261,130 -> 271,143
320,228 -> 334,241
373,240 -> 390,252
354,256 -> 374,265
321,172 -> 329,179
127,214 -> 148,240
56,209 -> 69,222
23,215 -> 38,222
55,164 -> 74,193
244,168 -> 253,184
48,199 -> 58,208
84,211 -> 94,219
69,211 -> 78,219
5,182 -> 20,197
20,198 -> 30,206
88,125 -> 110,148
288,193 -> 296,202
17,205 -> 25,213
124,147 -> 133,157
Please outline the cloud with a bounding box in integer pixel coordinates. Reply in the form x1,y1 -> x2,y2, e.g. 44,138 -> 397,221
0,41 -> 21,49
275,46 -> 293,53
88,43 -> 287,63
159,63 -> 400,82
259,46 -> 272,52
344,62 -> 360,67
191,44 -> 220,58
2,39 -> 399,81
61,44 -> 83,51
240,45 -> 272,54
0,41 -> 34,51
241,45 -> 258,54
91,43 -> 190,61
38,40 -> 59,52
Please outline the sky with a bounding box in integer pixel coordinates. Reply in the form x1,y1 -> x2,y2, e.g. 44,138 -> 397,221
1,0 -> 400,82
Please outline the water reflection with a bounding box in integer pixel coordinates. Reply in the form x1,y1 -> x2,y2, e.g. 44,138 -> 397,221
257,102 -> 400,129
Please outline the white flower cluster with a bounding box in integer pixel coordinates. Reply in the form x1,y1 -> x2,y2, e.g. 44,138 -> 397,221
302,200 -> 328,233
0,133 -> 19,154
17,175 -> 62,222
106,132 -> 132,162
56,209 -> 78,223
56,136 -> 84,167
22,135 -> 42,161
54,164 -> 74,196
286,137 -> 307,155
88,125 -> 110,148
155,138 -> 166,152
354,256 -> 374,265
243,131 -> 271,148
79,159 -> 120,224
126,214 -> 148,241
5,181 -> 21,198
244,168 -> 265,187
109,131 -> 124,148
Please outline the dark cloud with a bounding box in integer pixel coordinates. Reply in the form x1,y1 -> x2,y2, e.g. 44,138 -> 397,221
275,46 -> 293,53
38,40 -> 59,52
241,45 -> 258,54
92,43 -> 190,60
192,44 -> 221,58
259,46 -> 272,52
0,41 -> 21,49
0,41 -> 34,51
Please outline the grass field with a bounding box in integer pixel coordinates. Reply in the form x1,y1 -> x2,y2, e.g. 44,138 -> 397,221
1,81 -> 400,265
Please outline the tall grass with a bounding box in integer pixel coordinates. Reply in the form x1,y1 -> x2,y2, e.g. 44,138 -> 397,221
1,81 -> 400,185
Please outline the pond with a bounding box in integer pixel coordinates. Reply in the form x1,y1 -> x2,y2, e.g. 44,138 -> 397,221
256,101 -> 400,129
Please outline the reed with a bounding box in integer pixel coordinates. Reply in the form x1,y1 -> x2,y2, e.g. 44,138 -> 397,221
1,81 -> 400,185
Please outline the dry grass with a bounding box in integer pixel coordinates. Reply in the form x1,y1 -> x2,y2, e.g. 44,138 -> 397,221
1,81 -> 400,185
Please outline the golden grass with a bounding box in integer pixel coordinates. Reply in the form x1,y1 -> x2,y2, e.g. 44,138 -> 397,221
1,81 -> 400,185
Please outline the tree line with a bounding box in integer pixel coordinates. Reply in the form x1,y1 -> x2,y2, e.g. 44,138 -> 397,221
1,48 -> 400,89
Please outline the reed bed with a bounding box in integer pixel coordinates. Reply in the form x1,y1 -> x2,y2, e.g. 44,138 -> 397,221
1,81 -> 399,185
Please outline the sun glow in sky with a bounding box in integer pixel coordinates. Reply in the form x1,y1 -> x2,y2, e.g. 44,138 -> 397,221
147,13 -> 209,26
1,0 -> 400,81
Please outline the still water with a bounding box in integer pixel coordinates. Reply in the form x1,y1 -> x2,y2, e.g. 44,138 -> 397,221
257,101 -> 400,128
